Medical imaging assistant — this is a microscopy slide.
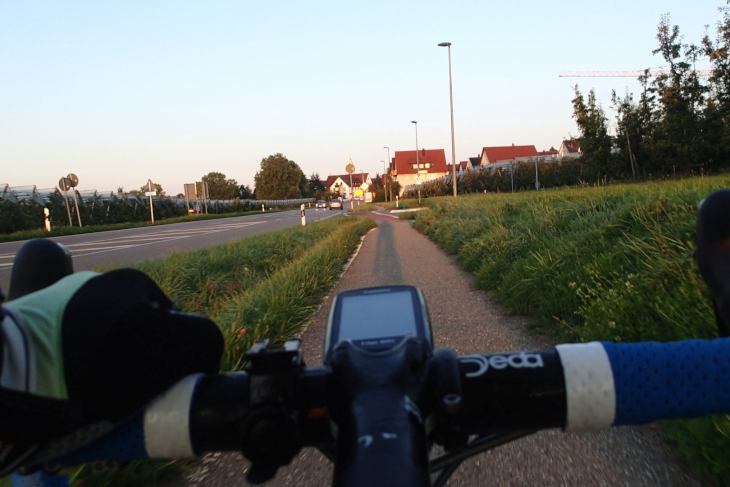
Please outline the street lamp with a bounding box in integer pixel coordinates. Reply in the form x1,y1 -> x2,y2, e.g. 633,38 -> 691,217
411,121 -> 421,205
383,146 -> 391,202
438,42 -> 457,198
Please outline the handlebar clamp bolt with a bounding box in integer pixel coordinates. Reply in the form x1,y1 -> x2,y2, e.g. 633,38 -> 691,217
443,394 -> 461,414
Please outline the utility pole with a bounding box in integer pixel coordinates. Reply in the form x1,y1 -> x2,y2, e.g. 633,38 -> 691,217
411,121 -> 420,205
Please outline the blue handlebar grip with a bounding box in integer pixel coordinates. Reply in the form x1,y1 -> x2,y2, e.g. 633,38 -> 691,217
603,338 -> 730,425
57,414 -> 147,464
55,374 -> 202,465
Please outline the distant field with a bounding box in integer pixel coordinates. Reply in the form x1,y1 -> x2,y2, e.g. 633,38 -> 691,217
413,175 -> 730,485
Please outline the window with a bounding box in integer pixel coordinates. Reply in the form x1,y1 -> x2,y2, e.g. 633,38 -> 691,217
418,163 -> 424,169
412,164 -> 417,169
405,175 -> 410,180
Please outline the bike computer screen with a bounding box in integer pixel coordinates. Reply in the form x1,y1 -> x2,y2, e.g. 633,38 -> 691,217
324,286 -> 432,362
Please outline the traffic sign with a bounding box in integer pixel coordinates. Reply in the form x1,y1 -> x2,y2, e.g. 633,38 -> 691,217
59,177 -> 72,191
346,158 -> 355,174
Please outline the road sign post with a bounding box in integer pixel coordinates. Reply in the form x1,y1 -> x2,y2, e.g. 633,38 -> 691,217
346,159 -> 355,220
146,179 -> 156,223
58,177 -> 73,226
67,173 -> 82,228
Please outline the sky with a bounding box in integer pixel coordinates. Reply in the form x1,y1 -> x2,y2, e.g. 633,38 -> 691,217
0,0 -> 723,195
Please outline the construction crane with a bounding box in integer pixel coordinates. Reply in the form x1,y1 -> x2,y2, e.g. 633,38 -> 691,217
559,70 -> 712,77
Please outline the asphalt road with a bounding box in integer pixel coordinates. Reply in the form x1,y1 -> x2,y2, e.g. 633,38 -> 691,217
0,203 -> 354,293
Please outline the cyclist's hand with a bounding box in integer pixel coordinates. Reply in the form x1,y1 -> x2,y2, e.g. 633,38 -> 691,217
0,269 -> 224,475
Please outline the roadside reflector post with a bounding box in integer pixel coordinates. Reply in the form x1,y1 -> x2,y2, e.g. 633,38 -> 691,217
43,208 -> 51,232
301,204 -> 306,226
262,204 -> 265,212
396,195 -> 399,209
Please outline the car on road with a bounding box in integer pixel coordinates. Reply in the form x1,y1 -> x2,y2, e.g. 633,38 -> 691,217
316,200 -> 326,208
330,198 -> 343,210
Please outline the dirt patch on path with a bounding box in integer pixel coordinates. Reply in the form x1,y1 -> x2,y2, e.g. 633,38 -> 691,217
180,219 -> 701,486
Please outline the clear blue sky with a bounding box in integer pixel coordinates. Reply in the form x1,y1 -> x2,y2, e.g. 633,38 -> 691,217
0,0 -> 721,195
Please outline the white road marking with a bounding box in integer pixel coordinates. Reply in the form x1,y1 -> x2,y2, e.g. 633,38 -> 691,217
1,221 -> 265,263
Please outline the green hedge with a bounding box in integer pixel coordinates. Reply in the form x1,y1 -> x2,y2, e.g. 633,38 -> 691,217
0,193 -> 268,234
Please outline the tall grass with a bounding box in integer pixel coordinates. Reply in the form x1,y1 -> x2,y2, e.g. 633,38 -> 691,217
126,218 -> 348,318
413,175 -> 730,485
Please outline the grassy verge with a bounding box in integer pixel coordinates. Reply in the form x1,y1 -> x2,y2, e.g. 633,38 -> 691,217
349,203 -> 380,212
1,217 -> 375,487
0,209 -> 290,243
380,198 -> 427,210
412,175 -> 730,485
398,211 -> 421,220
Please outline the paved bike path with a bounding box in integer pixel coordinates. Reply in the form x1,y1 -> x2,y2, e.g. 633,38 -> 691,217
183,216 -> 701,486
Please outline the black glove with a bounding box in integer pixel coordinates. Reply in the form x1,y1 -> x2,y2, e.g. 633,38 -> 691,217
0,269 -> 224,475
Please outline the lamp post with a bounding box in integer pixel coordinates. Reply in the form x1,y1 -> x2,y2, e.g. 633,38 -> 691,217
383,146 -> 391,202
411,121 -> 421,205
438,42 -> 457,198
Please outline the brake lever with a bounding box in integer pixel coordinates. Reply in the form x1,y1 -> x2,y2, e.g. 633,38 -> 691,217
695,189 -> 730,337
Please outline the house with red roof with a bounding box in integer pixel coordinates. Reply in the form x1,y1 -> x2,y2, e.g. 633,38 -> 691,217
558,139 -> 581,159
537,148 -> 559,160
324,173 -> 372,199
392,149 -> 448,195
480,145 -> 539,167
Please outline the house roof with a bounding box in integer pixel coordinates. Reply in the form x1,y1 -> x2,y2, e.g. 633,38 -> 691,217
393,149 -> 447,175
459,161 -> 468,170
562,139 -> 580,153
482,145 -> 538,163
468,157 -> 480,168
537,149 -> 559,156
325,173 -> 370,189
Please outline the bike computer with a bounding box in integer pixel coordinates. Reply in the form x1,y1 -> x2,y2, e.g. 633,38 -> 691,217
324,285 -> 433,363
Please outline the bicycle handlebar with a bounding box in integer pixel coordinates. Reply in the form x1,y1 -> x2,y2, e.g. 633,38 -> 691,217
38,336 -> 730,485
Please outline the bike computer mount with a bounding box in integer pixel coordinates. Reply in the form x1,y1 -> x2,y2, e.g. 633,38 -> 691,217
324,285 -> 434,364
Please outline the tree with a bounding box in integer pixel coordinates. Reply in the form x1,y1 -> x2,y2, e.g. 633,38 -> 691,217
254,153 -> 306,199
235,184 -> 255,199
202,172 -> 239,200
368,173 -> 383,191
572,86 -> 613,181
308,172 -> 325,195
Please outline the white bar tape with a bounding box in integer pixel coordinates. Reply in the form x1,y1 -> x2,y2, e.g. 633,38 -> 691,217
143,374 -> 202,458
555,342 -> 616,431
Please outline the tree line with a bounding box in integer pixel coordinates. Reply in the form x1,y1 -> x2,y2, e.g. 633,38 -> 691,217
574,6 -> 730,181
405,5 -> 730,199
